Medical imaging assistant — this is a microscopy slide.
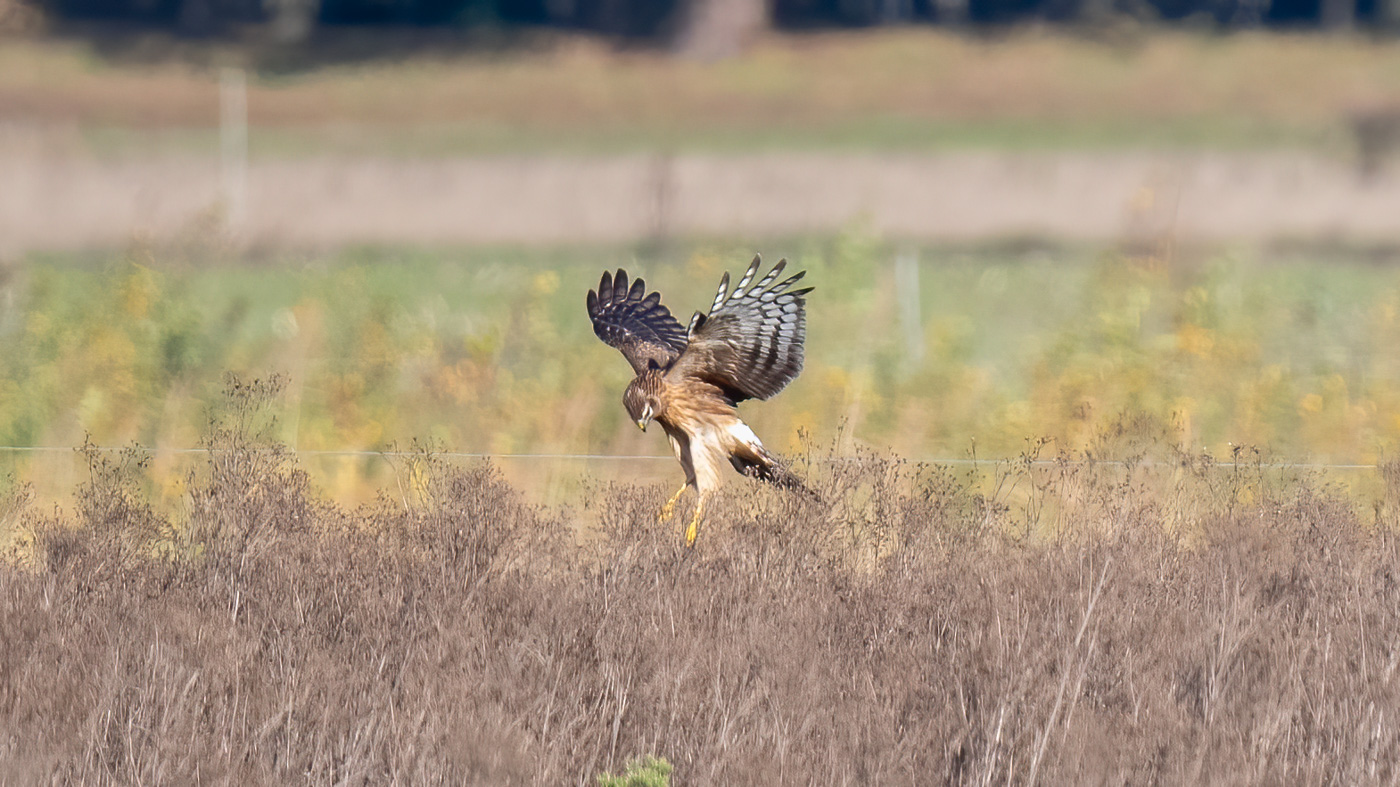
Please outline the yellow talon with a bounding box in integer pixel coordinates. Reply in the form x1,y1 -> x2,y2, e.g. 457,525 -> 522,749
658,486 -> 686,523
684,497 -> 705,547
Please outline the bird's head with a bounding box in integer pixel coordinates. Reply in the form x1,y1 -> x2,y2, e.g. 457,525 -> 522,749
623,376 -> 662,432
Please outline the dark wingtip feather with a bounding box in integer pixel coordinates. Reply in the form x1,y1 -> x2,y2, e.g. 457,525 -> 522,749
777,270 -> 806,288
587,266 -> 689,374
598,270 -> 614,303
688,254 -> 812,402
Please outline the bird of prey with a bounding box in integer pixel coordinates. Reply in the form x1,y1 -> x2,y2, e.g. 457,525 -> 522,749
587,255 -> 813,546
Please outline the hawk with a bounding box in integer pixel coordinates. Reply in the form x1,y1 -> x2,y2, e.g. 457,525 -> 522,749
587,254 -> 814,546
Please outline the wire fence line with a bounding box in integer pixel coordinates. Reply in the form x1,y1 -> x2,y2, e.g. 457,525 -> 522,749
0,446 -> 664,461
0,444 -> 1385,471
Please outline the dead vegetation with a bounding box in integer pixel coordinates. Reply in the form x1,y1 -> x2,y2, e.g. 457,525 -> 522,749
4,31 -> 1399,142
3,385 -> 1400,784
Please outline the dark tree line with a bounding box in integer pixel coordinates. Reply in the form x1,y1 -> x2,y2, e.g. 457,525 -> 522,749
34,0 -> 1400,48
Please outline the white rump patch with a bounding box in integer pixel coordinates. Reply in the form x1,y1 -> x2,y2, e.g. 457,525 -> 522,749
726,420 -> 764,451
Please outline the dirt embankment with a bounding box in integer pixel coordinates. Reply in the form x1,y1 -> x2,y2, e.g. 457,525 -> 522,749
4,144 -> 1399,255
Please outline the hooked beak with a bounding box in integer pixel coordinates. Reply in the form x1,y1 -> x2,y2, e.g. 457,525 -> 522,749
635,419 -> 648,432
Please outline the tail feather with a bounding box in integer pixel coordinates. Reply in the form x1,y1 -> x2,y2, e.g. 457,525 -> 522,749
729,447 -> 821,503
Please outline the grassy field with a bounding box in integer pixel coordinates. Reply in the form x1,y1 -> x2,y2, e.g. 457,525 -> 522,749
9,27 -> 1400,784
2,394 -> 1399,783
4,29 -> 1400,155
6,236 -> 1400,510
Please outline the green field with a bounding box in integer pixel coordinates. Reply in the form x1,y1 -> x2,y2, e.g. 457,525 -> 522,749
6,235 -> 1400,506
5,237 -> 1400,783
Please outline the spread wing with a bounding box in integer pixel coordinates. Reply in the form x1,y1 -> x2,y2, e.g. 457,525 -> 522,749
587,269 -> 689,375
672,254 -> 813,403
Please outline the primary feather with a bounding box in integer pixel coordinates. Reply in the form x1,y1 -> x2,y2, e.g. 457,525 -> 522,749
675,254 -> 813,403
586,269 -> 689,375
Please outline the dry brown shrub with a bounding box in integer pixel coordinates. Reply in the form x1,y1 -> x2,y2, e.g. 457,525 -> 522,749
3,398 -> 1400,784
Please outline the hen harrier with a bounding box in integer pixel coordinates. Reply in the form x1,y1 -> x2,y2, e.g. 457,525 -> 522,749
587,255 -> 813,546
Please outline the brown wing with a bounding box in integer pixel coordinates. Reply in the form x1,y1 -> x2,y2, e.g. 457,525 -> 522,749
672,254 -> 813,403
587,269 -> 689,375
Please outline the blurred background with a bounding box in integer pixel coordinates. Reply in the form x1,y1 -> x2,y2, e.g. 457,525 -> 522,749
4,0 -> 1400,510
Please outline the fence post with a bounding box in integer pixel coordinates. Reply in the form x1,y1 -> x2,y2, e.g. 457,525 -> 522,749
219,67 -> 248,236
895,248 -> 923,366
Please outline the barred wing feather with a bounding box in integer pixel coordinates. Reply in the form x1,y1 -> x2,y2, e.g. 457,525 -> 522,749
678,255 -> 813,402
587,269 -> 689,375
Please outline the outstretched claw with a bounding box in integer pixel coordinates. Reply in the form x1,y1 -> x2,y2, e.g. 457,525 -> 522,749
658,486 -> 686,523
684,496 -> 706,548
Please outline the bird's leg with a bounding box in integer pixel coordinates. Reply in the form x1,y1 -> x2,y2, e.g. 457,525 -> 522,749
684,495 -> 706,548
657,485 -> 687,523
